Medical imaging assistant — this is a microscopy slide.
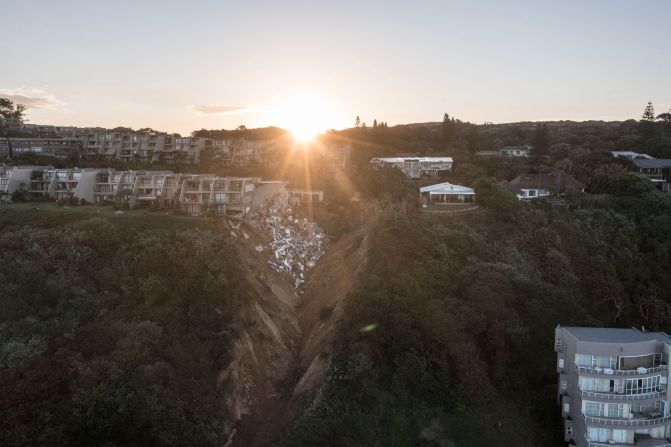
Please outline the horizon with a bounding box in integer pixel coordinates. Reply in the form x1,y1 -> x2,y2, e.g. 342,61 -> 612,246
2,1 -> 670,135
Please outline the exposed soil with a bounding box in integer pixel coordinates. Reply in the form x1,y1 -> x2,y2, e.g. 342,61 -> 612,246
222,213 -> 372,446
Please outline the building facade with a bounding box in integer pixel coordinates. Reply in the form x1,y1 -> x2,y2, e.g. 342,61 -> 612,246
633,159 -> 671,193
370,157 -> 453,179
419,182 -> 475,205
0,165 -> 266,217
555,326 -> 671,447
0,138 -> 83,159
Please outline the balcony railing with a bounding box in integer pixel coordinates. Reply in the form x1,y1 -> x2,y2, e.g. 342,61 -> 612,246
580,386 -> 667,401
577,364 -> 667,376
584,413 -> 671,427
585,435 -> 671,447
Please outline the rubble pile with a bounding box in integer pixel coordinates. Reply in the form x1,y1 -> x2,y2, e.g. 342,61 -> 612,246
256,195 -> 326,288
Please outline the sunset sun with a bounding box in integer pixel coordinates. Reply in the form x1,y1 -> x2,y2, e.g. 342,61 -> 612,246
269,90 -> 343,141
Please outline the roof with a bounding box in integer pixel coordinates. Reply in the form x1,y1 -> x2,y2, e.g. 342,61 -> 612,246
633,159 -> 671,169
499,145 -> 530,151
419,182 -> 475,195
502,170 -> 584,192
372,157 -> 453,163
611,151 -> 653,159
561,326 -> 671,344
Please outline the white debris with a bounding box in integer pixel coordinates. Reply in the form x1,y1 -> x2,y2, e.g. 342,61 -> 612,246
230,231 -> 238,238
243,231 -> 250,240
254,194 -> 326,288
255,245 -> 264,252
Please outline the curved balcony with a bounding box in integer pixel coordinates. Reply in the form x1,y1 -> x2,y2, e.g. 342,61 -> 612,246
577,364 -> 667,376
584,413 -> 671,428
580,386 -> 667,401
585,433 -> 671,447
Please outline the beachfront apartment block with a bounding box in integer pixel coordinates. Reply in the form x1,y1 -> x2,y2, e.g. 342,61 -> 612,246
555,325 -> 671,447
0,165 -> 263,217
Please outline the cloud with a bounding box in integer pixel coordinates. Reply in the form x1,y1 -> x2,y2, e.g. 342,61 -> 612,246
0,88 -> 66,109
189,104 -> 255,115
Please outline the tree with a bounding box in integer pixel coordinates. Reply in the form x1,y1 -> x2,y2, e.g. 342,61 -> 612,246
441,113 -> 456,147
466,125 -> 479,153
355,116 -> 361,128
373,119 -> 378,128
531,124 -> 551,157
0,97 -> 26,120
640,101 -> 657,140
642,101 -> 655,122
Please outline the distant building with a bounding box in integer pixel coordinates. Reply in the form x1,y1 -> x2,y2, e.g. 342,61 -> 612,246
0,138 -> 82,159
288,187 -> 324,206
475,145 -> 531,158
0,117 -> 25,134
611,151 -> 654,161
498,145 -> 531,157
370,157 -> 453,179
419,182 -> 475,205
555,325 -> 671,447
632,159 -> 671,193
502,170 -> 584,200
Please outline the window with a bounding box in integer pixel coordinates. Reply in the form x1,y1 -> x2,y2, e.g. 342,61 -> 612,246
587,427 -> 608,442
566,425 -> 573,436
612,429 -> 627,443
585,402 -> 605,416
607,404 -> 624,418
558,358 -> 565,369
528,190 -> 537,197
563,403 -> 570,413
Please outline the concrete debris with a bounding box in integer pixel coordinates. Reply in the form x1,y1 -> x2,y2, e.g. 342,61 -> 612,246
243,231 -> 250,240
255,194 -> 326,288
230,231 -> 238,238
255,245 -> 264,252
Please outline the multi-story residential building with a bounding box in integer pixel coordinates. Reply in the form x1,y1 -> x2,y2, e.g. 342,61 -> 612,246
370,156 -> 453,179
555,326 -> 671,447
0,138 -> 82,159
633,159 -> 671,193
0,165 -> 267,217
0,116 -> 25,135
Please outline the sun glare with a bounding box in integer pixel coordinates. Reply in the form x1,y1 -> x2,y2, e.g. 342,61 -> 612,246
269,90 -> 344,142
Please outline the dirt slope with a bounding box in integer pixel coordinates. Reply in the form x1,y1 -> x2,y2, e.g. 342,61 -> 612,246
224,218 -> 371,446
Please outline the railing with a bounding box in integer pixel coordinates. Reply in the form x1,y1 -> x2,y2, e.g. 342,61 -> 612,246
580,386 -> 667,401
584,413 -> 671,427
577,364 -> 667,376
585,435 -> 671,447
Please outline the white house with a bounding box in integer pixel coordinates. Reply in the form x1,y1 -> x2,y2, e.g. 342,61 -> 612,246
419,182 -> 475,205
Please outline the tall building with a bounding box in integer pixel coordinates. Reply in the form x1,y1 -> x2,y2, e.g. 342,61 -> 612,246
555,325 -> 671,447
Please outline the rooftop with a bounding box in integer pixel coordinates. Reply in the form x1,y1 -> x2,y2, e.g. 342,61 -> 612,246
561,326 -> 671,344
420,182 -> 475,194
372,157 -> 453,163
633,159 -> 671,169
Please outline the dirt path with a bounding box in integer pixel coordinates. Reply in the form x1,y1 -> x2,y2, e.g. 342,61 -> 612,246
227,218 -> 372,446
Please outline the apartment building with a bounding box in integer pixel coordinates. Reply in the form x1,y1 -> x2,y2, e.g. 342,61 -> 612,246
0,138 -> 83,159
555,326 -> 671,447
0,165 -> 265,216
370,156 -> 453,179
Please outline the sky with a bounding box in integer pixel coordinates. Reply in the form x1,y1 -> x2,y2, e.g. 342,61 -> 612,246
1,0 -> 670,135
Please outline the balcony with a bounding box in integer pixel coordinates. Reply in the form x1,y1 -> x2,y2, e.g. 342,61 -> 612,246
585,433 -> 671,447
580,386 -> 667,401
584,413 -> 671,428
577,365 -> 667,376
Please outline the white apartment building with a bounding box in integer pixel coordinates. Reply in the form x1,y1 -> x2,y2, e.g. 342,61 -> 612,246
370,157 -> 453,179
555,326 -> 671,447
0,165 -> 266,217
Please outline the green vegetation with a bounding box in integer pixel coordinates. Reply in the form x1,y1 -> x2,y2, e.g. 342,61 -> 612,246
0,210 -> 243,446
281,183 -> 671,446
